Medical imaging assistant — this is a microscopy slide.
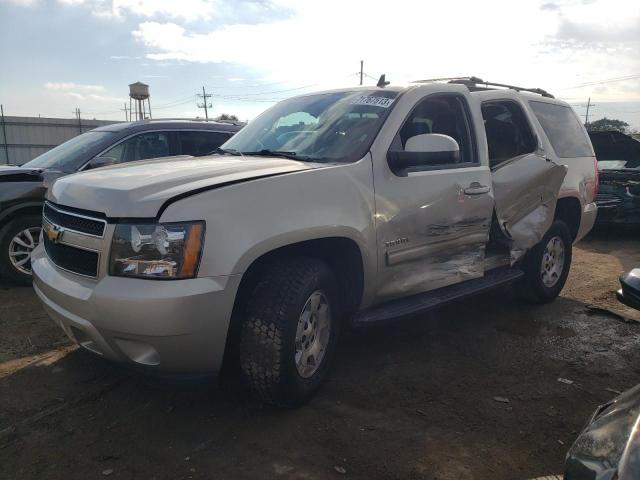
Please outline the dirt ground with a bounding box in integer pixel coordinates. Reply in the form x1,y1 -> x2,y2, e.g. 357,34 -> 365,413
1,228 -> 639,480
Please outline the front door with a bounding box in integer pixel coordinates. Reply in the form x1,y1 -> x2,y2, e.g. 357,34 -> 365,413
371,90 -> 494,302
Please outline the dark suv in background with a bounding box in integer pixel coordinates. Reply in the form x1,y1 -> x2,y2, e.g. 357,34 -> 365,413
589,130 -> 640,226
0,120 -> 243,284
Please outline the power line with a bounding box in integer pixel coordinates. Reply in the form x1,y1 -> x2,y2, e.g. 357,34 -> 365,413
153,97 -> 196,110
560,74 -> 640,90
218,83 -> 319,97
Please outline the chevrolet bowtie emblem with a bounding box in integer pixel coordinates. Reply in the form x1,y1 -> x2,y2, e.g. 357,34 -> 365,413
46,225 -> 64,243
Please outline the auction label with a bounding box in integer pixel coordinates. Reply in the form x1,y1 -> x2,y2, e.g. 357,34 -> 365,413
351,95 -> 395,108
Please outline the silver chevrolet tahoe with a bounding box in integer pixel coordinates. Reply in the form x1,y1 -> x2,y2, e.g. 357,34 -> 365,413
32,78 -> 598,406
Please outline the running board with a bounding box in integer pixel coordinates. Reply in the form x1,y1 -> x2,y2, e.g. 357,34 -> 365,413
353,268 -> 524,326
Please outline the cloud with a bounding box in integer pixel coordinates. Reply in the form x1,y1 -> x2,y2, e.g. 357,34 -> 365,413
540,2 -> 559,10
0,0 -> 37,5
130,0 -> 640,104
45,82 -> 105,92
93,0 -> 215,21
45,83 -> 124,103
555,17 -> 640,45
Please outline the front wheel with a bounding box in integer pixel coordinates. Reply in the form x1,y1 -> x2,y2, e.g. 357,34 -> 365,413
239,257 -> 340,407
0,215 -> 42,285
517,220 -> 573,303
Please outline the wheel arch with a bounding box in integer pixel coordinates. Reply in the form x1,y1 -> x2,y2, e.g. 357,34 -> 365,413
221,235 -> 367,373
0,202 -> 44,231
235,235 -> 366,317
554,196 -> 582,241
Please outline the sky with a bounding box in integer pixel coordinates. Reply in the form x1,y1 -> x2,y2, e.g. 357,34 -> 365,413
0,0 -> 639,128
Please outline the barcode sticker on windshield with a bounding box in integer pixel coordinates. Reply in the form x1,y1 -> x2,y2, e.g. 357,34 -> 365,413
351,95 -> 395,108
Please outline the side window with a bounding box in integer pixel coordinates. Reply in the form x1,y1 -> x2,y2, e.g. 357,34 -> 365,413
529,101 -> 594,158
481,101 -> 537,168
102,132 -> 171,164
178,131 -> 231,156
391,94 -> 475,171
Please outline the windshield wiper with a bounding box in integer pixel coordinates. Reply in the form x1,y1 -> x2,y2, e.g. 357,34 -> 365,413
211,147 -> 243,156
242,149 -> 312,161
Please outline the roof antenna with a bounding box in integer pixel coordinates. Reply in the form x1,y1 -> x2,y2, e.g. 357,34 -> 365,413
377,74 -> 390,88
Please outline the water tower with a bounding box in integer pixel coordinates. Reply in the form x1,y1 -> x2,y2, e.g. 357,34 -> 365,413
129,81 -> 151,121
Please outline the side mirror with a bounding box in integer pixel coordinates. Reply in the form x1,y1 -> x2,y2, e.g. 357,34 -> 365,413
387,134 -> 460,172
85,156 -> 117,170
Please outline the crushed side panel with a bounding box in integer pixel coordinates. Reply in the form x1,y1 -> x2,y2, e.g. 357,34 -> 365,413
491,155 -> 568,263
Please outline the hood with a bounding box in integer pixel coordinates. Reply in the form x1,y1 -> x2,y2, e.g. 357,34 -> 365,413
49,155 -> 317,218
0,165 -> 46,182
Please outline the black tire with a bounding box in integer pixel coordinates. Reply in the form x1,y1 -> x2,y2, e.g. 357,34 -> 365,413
517,220 -> 573,304
0,215 -> 42,286
239,257 -> 340,407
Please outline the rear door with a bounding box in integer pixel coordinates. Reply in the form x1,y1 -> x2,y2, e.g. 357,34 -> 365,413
370,86 -> 494,302
482,99 -> 567,261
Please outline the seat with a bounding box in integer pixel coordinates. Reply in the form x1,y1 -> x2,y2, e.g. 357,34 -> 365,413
484,119 -> 519,166
432,112 -> 462,161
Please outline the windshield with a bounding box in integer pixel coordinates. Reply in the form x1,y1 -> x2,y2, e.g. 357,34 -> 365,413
222,90 -> 399,162
23,131 -> 114,171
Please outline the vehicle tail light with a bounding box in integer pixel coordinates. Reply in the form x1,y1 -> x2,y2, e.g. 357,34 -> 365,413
593,158 -> 599,199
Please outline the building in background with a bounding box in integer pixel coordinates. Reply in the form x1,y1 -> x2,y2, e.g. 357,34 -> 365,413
0,115 -> 117,165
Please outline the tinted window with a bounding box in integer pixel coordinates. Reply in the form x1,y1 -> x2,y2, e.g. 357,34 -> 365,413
482,101 -> 537,168
529,101 -> 594,158
178,131 -> 231,156
22,131 -> 113,171
393,94 -> 475,167
102,132 -> 171,164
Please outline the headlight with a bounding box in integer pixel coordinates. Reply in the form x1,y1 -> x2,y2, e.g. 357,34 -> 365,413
109,222 -> 204,279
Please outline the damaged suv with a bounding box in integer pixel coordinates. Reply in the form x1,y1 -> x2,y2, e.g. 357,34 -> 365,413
32,77 -> 598,406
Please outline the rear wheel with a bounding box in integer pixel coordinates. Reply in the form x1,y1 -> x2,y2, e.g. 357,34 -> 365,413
239,257 -> 340,407
0,215 -> 42,285
517,220 -> 572,303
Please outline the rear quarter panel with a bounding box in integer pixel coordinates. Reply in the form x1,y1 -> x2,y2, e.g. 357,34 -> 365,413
522,96 -> 598,240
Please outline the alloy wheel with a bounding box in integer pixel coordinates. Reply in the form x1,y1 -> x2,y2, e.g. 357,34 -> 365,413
8,227 -> 41,275
540,235 -> 565,288
294,290 -> 331,378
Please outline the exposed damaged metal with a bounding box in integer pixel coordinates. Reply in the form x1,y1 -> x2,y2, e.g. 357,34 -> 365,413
491,155 -> 568,263
565,383 -> 640,480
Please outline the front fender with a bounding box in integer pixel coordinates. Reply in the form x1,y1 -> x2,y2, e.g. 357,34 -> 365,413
158,158 -> 378,302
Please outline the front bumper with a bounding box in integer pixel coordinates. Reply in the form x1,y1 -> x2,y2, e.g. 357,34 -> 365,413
32,245 -> 241,373
595,185 -> 640,226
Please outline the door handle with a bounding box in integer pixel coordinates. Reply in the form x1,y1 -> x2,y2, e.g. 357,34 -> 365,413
464,183 -> 491,195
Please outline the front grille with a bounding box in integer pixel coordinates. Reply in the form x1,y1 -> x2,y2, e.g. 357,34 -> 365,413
43,203 -> 106,237
44,236 -> 99,277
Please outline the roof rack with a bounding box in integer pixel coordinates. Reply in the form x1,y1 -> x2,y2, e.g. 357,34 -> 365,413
411,76 -> 554,98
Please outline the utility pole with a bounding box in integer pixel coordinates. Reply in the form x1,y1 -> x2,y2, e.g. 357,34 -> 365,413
359,60 -> 363,86
584,97 -> 594,125
73,108 -> 82,133
197,86 -> 212,121
1,104 -> 9,165
121,103 -> 129,122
